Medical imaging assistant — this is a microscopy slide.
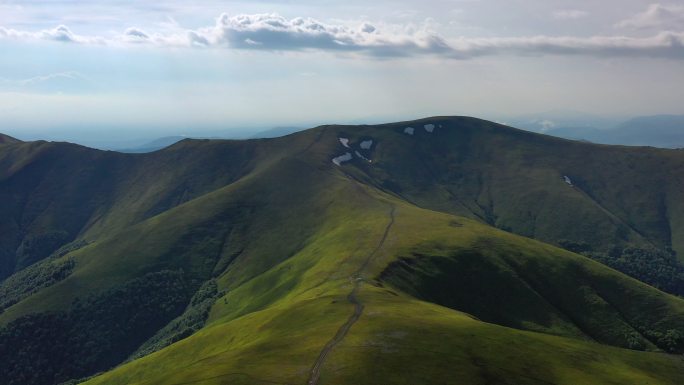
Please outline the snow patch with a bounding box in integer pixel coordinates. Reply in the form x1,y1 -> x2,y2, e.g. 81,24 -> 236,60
339,138 -> 350,148
360,139 -> 373,150
563,176 -> 573,185
404,127 -> 415,135
332,152 -> 352,166
424,124 -> 435,133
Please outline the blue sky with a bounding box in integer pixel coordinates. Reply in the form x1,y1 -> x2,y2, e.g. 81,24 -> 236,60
1,1 -> 683,145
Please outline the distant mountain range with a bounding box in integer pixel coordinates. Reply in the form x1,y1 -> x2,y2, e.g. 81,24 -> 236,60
1,116 -> 684,385
512,114 -> 684,148
115,127 -> 304,153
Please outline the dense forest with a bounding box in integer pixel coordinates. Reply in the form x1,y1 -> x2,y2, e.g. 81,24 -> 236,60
0,270 -> 192,385
559,243 -> 684,298
129,278 -> 223,360
0,258 -> 76,312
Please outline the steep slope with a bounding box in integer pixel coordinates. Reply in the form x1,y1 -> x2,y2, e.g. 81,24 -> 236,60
0,128 -> 344,384
1,120 -> 684,385
0,135 -> 305,281
82,185 -> 684,385
335,117 -> 684,257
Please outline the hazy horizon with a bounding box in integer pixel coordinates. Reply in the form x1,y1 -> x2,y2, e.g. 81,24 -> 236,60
4,111 -> 683,151
1,1 -> 683,145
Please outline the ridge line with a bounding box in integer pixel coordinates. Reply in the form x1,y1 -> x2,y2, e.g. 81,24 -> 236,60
306,204 -> 395,385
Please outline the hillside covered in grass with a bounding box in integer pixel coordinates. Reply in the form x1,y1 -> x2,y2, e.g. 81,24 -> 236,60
1,117 -> 684,385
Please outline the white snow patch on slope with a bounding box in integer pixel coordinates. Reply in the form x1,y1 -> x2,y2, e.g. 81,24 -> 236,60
332,152 -> 352,166
404,127 -> 415,135
564,176 -> 573,185
339,138 -> 350,148
424,124 -> 435,133
360,139 -> 373,149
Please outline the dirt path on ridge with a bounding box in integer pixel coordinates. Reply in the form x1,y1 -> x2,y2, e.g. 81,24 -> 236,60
306,205 -> 396,385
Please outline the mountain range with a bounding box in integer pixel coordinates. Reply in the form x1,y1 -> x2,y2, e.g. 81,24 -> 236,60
1,117 -> 684,385
513,114 -> 684,149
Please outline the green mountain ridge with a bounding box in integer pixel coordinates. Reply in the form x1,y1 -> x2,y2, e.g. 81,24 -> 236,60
1,117 -> 683,385
342,117 -> 684,256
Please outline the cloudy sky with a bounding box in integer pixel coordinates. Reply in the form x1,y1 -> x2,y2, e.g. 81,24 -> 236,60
1,0 -> 683,143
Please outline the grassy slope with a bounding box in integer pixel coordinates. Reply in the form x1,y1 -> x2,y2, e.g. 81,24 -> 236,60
0,137 -> 278,281
341,117 -> 684,257
83,183 -> 684,385
81,122 -> 684,384
1,116 -> 682,281
0,130 -> 328,323
326,289 -> 684,385
1,120 -> 684,384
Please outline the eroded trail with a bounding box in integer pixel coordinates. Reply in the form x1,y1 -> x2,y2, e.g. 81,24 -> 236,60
306,205 -> 396,385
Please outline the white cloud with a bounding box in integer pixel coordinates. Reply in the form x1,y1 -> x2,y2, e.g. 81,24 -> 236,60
360,23 -> 376,34
205,13 -> 450,57
553,10 -> 588,20
123,27 -> 150,41
187,31 -> 210,47
616,3 -> 684,30
1,12 -> 684,60
42,25 -> 77,42
448,32 -> 684,59
0,24 -> 102,44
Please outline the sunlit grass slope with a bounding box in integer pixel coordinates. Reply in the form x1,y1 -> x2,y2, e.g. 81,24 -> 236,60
84,185 -> 684,385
